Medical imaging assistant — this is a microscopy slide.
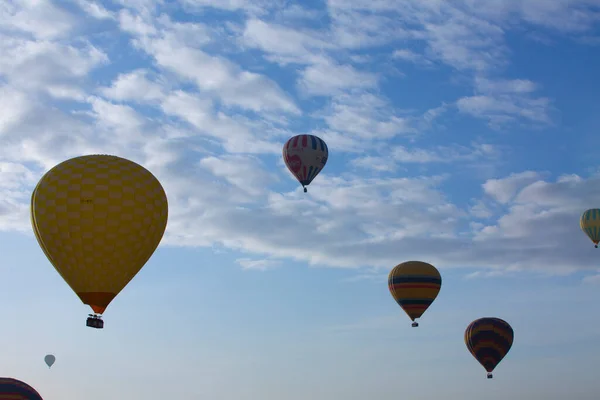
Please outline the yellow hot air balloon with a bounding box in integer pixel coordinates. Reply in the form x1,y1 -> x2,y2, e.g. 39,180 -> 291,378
31,155 -> 168,329
388,261 -> 442,327
580,209 -> 600,248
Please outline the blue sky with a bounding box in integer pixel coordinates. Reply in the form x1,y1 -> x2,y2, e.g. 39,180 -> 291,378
1,0 -> 600,398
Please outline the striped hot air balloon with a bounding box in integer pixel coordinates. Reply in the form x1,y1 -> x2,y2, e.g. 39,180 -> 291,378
0,377 -> 43,399
465,317 -> 514,379
388,261 -> 442,327
283,134 -> 328,193
580,209 -> 600,248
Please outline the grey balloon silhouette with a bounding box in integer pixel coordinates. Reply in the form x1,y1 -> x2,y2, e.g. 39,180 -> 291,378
44,354 -> 56,368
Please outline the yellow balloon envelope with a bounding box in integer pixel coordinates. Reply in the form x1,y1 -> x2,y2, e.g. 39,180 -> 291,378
388,261 -> 442,327
31,155 -> 168,323
580,209 -> 600,248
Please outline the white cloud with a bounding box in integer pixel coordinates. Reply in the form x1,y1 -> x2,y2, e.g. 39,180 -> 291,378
464,270 -> 510,279
322,0 -> 589,130
0,86 -> 31,134
0,0 -> 598,281
469,200 -> 494,219
114,0 -> 164,12
583,272 -> 600,285
350,156 -> 398,173
327,0 -> 600,69
0,162 -> 35,232
298,57 -> 378,96
87,96 -> 147,133
483,171 -> 542,204
118,8 -> 158,36
0,34 -> 108,99
278,5 -> 324,21
0,161 -> 37,232
326,0 -> 419,49
131,24 -> 300,114
471,173 -> 600,273
236,258 -> 280,271
393,143 -> 498,163
475,77 -> 539,94
1,0 -> 76,39
100,69 -> 165,103
392,48 -> 433,65
313,130 -> 367,153
158,90 -> 282,154
320,93 -> 414,141
180,0 -> 278,16
456,76 -> 553,127
341,270 -> 387,283
349,142 -> 500,174
74,0 -> 115,20
241,19 -> 333,65
0,86 -> 100,169
200,155 -> 279,197
463,0 -> 600,33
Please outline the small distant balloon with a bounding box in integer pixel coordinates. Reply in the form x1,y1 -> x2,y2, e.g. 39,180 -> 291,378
465,317 -> 514,379
283,134 -> 328,193
580,209 -> 600,248
388,261 -> 442,327
44,355 -> 55,368
0,377 -> 44,399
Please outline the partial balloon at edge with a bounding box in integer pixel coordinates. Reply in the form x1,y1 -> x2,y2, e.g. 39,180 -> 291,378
580,209 -> 600,248
283,134 -> 328,193
0,377 -> 44,399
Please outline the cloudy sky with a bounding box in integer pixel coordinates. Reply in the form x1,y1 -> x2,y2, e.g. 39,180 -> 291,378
1,0 -> 600,398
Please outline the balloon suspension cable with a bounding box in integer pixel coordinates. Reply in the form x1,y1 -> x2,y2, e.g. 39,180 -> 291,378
411,321 -> 419,327
487,373 -> 493,379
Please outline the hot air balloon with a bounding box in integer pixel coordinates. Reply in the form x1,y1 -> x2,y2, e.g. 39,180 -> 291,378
283,134 -> 328,193
0,377 -> 44,399
31,155 -> 169,329
580,209 -> 600,248
465,317 -> 514,379
388,261 -> 442,327
44,355 -> 55,368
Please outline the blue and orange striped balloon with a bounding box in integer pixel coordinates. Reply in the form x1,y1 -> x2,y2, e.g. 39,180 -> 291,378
283,134 -> 328,193
388,261 -> 442,327
465,317 -> 514,379
0,377 -> 44,399
580,209 -> 600,248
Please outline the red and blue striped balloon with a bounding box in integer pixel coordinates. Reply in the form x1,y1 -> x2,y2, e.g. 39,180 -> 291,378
283,134 -> 328,193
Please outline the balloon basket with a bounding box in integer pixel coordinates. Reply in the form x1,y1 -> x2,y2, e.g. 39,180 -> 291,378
86,314 -> 104,329
487,373 -> 493,379
411,322 -> 419,327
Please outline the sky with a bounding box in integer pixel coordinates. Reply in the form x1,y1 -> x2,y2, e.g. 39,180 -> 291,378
1,0 -> 600,398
